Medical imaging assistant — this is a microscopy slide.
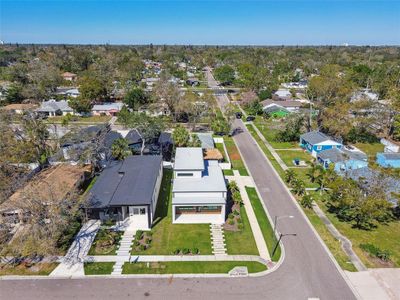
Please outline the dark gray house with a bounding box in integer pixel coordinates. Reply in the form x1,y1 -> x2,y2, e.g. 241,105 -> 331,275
88,155 -> 163,229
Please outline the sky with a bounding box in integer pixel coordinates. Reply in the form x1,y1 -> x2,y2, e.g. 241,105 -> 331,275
1,0 -> 399,45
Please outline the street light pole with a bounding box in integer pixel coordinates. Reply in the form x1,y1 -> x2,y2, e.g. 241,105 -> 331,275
272,233 -> 297,258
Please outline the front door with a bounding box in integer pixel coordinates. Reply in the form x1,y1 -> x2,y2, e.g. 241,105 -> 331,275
128,206 -> 149,229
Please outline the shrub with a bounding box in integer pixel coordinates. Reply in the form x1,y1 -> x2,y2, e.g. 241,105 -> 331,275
360,243 -> 391,261
237,224 -> 244,230
135,230 -> 143,240
173,249 -> 181,255
233,210 -> 239,216
134,240 -> 140,247
228,219 -> 235,225
228,213 -> 235,219
236,218 -> 242,224
191,248 -> 199,255
182,248 -> 190,255
145,237 -> 152,244
139,244 -> 146,251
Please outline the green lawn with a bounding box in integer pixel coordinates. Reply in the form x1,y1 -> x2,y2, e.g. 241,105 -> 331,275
0,263 -> 59,276
131,169 -> 212,255
291,168 -> 319,188
224,136 -> 249,176
354,143 -> 384,160
224,205 -> 259,255
84,262 -> 114,275
253,117 -> 298,149
88,229 -> 123,255
122,261 -> 267,274
302,207 -> 357,272
215,142 -> 228,162
275,150 -> 314,167
312,194 -> 400,268
223,169 -> 234,176
245,187 -> 281,261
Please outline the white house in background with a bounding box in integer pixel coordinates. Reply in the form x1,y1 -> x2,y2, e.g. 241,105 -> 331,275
36,99 -> 74,116
281,80 -> 308,90
91,102 -> 124,116
381,138 -> 400,153
272,89 -> 292,101
172,148 -> 227,224
62,72 -> 77,81
261,99 -> 302,112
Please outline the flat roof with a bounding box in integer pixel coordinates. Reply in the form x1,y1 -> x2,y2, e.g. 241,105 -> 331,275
88,155 -> 162,208
172,197 -> 226,205
174,147 -> 204,171
173,160 -> 226,193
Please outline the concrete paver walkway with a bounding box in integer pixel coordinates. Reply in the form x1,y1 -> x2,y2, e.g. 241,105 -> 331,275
312,202 -> 367,271
50,219 -> 101,277
226,170 -> 271,261
210,224 -> 227,255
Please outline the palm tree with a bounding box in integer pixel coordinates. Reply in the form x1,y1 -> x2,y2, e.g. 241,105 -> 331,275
111,138 -> 131,160
307,164 -> 326,194
284,169 -> 296,184
292,178 -> 306,196
301,194 -> 314,209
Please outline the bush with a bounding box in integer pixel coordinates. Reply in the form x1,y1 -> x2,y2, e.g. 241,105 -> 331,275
103,219 -> 115,227
145,237 -> 152,244
139,244 -> 146,251
233,210 -> 239,216
237,224 -> 244,230
236,218 -> 242,224
228,214 -> 235,220
228,219 -> 235,225
360,243 -> 391,261
134,240 -> 140,247
182,248 -> 190,255
173,249 -> 181,255
135,230 -> 143,240
191,248 -> 199,255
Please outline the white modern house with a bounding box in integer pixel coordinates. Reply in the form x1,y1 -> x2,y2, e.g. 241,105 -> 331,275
172,148 -> 227,224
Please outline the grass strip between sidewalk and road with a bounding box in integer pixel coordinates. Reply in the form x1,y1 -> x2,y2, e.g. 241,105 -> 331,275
224,136 -> 249,176
245,187 -> 281,262
122,261 -> 267,274
84,262 -> 115,275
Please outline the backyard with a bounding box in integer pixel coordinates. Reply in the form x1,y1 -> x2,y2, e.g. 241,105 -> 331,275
131,169 -> 212,255
122,261 -> 267,274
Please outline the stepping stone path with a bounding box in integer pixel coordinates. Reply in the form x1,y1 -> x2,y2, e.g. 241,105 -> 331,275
210,224 -> 227,255
111,229 -> 136,275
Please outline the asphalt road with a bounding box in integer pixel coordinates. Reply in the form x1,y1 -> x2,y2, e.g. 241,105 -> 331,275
0,72 -> 357,300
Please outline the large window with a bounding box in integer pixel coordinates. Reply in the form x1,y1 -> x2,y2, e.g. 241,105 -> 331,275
177,173 -> 193,177
175,206 -> 221,215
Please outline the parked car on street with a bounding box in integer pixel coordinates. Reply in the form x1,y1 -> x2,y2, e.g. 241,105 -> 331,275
246,115 -> 255,121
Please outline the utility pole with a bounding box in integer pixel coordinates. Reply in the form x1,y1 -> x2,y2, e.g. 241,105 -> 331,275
272,233 -> 297,258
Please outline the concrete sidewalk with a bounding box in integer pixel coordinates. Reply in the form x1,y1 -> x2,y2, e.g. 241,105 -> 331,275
50,219 -> 101,277
226,171 -> 271,261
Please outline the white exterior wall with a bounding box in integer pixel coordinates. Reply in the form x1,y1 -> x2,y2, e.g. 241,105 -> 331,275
173,191 -> 226,198
172,204 -> 225,224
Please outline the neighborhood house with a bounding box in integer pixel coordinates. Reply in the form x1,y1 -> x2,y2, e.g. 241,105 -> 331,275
91,102 -> 124,116
376,153 -> 400,168
172,148 -> 227,224
62,72 -> 77,81
317,148 -> 368,172
88,155 -> 163,230
300,131 -> 343,157
36,99 -> 74,116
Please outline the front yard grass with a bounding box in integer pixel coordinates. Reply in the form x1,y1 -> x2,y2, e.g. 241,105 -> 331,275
224,136 -> 249,176
122,261 -> 267,274
245,187 -> 281,261
131,169 -> 212,255
88,228 -> 123,255
84,262 -> 114,275
0,262 -> 59,276
224,205 -> 259,255
215,142 -> 228,162
276,150 -> 314,167
312,193 -> 400,268
223,169 -> 234,176
253,117 -> 298,149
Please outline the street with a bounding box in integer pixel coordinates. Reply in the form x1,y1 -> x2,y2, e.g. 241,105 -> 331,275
0,71 -> 357,300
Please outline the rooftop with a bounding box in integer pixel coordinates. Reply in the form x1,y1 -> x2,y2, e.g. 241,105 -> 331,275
88,155 -> 162,208
92,102 -> 124,111
261,100 -> 302,108
174,147 -> 204,171
173,160 -> 226,193
300,131 -> 340,145
37,99 -> 73,112
318,148 -> 367,163
196,133 -> 215,149
378,153 -> 400,160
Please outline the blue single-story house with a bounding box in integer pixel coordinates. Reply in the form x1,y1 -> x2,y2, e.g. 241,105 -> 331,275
317,148 -> 368,173
300,131 -> 343,157
376,153 -> 400,168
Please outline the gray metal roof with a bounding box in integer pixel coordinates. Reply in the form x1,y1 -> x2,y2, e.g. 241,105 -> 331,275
196,133 -> 215,149
174,147 -> 204,171
125,130 -> 142,145
173,160 -> 226,193
300,131 -> 333,145
318,148 -> 367,163
378,153 -> 400,160
37,100 -> 73,112
88,155 -> 162,208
